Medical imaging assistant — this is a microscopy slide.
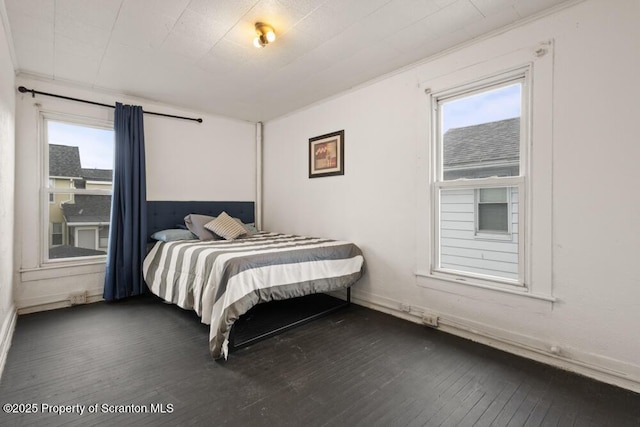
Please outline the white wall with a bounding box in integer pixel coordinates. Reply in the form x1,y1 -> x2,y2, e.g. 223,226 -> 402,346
263,0 -> 640,391
0,1 -> 16,374
14,76 -> 255,312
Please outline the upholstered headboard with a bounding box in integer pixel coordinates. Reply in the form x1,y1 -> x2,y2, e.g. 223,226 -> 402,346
146,201 -> 255,240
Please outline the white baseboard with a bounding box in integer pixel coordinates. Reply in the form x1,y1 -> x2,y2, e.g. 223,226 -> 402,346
17,289 -> 104,315
350,289 -> 640,394
0,306 -> 17,380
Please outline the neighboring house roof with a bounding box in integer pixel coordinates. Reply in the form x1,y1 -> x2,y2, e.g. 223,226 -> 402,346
443,117 -> 520,168
62,195 -> 112,223
49,245 -> 106,259
49,144 -> 82,178
82,168 -> 113,182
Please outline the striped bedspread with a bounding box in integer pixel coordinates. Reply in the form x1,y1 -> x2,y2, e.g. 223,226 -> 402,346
143,232 -> 365,359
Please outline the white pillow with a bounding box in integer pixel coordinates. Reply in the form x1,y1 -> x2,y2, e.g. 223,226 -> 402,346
204,211 -> 247,240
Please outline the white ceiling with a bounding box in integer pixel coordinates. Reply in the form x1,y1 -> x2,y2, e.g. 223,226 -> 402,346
4,0 -> 571,122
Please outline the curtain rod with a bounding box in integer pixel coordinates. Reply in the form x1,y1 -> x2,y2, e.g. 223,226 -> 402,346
18,86 -> 203,123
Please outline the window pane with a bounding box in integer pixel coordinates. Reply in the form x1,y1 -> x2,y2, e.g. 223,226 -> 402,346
46,120 -> 113,261
479,187 -> 507,203
478,204 -> 508,232
440,187 -> 518,281
48,194 -> 111,259
441,83 -> 521,180
51,222 -> 63,246
48,121 -> 114,178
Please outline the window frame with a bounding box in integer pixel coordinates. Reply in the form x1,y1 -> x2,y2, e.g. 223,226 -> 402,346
430,67 -> 530,288
41,112 -> 114,265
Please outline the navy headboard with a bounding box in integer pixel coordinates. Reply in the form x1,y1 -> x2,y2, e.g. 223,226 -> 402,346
147,201 -> 255,240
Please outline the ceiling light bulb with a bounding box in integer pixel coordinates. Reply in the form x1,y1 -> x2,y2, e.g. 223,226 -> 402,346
266,30 -> 276,43
253,37 -> 264,48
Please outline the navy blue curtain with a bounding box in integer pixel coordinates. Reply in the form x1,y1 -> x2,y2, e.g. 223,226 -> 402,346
104,103 -> 147,301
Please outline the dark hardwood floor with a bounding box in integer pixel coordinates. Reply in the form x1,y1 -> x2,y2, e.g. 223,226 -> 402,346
0,295 -> 638,426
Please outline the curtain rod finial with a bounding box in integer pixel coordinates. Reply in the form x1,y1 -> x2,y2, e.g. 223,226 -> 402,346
18,86 -> 35,98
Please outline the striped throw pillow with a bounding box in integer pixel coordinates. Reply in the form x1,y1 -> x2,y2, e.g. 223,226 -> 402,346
204,211 -> 247,240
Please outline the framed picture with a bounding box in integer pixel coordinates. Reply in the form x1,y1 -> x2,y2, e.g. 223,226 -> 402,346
309,130 -> 344,178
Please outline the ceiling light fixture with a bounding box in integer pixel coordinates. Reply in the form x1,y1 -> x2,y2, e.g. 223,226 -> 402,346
253,22 -> 276,48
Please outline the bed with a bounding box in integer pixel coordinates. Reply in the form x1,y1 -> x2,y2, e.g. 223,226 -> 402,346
143,201 -> 365,359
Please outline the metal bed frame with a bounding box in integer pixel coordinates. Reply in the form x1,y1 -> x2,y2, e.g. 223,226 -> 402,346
228,289 -> 351,352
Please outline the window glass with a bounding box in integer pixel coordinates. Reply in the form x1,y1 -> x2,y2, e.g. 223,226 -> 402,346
479,188 -> 507,203
440,187 -> 518,280
46,120 -> 114,261
441,83 -> 521,180
478,204 -> 508,232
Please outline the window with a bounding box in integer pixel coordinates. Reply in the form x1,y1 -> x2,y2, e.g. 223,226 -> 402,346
431,69 -> 527,285
476,188 -> 510,234
51,222 -> 63,246
44,117 -> 114,262
48,179 -> 55,203
416,42 -> 553,300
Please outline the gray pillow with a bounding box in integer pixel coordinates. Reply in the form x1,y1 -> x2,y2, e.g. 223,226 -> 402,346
151,229 -> 197,242
184,214 -> 220,241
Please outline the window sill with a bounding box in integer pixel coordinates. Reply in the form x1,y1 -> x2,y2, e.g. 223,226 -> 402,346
20,260 -> 106,283
473,232 -> 513,242
415,271 -> 556,303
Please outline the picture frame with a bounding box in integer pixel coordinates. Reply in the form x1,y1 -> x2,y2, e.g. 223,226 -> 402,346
309,130 -> 344,178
